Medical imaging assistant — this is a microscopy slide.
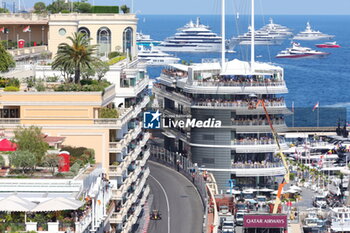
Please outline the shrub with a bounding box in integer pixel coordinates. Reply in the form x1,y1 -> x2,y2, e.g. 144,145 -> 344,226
46,76 -> 59,82
108,51 -> 123,59
70,162 -> 80,175
6,78 -> 19,87
108,56 -> 126,66
35,82 -> 46,92
99,107 -> 119,118
0,155 -> 4,167
4,86 -> 19,91
91,5 -> 119,13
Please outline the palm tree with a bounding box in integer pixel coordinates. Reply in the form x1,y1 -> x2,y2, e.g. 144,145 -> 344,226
52,32 -> 98,84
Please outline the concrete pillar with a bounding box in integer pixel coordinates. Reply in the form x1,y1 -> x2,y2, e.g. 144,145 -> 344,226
47,222 -> 59,232
25,222 -> 37,231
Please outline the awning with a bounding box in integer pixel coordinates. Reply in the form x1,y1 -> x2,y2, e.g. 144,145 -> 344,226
284,133 -> 308,138
31,197 -> 84,212
0,195 -> 37,212
0,139 -> 17,151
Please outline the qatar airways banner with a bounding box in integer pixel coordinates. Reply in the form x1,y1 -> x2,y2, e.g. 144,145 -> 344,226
243,215 -> 287,228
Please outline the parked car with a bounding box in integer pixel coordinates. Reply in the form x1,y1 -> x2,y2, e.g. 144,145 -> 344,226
313,195 -> 327,208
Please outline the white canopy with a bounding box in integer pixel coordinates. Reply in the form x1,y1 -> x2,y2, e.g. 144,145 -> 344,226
221,59 -> 282,76
289,185 -> 302,192
31,197 -> 84,212
0,195 -> 37,212
226,189 -> 241,195
258,188 -> 274,192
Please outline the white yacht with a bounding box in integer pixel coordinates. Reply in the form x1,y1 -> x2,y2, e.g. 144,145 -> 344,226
293,22 -> 335,41
136,32 -> 160,46
259,18 -> 293,38
276,42 -> 330,59
330,207 -> 350,232
230,26 -> 285,46
137,45 -> 180,66
156,17 -> 222,52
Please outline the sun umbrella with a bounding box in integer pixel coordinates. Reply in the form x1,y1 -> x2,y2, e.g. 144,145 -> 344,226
31,197 -> 84,212
0,195 -> 36,212
289,185 -> 302,192
0,139 -> 17,151
258,188 -> 274,192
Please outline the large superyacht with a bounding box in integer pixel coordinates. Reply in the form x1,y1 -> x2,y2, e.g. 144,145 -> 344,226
156,17 -> 222,52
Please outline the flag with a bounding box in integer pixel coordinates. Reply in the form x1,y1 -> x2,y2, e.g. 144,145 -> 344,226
23,26 -> 31,33
0,27 -> 4,33
312,102 -> 319,111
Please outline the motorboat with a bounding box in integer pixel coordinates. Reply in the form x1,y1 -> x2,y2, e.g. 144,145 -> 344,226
316,42 -> 341,48
276,42 -> 330,59
157,17 -> 222,52
293,22 -> 335,41
136,32 -> 160,46
330,207 -> 350,232
303,209 -> 327,233
137,45 -> 180,66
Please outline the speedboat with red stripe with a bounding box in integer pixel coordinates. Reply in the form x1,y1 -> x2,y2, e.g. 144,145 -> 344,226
276,42 -> 330,58
316,41 -> 341,48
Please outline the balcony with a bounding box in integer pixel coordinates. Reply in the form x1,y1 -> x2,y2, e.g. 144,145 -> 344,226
137,148 -> 151,167
112,166 -> 142,200
109,122 -> 143,153
109,133 -> 149,177
132,96 -> 150,118
232,138 -> 288,153
182,80 -> 288,94
116,76 -> 149,98
230,118 -> 288,133
153,84 -> 191,105
94,107 -> 134,128
231,162 -> 286,177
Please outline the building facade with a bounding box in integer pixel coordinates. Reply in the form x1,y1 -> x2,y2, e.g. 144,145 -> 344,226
0,59 -> 150,232
0,13 -> 137,58
154,60 -> 290,191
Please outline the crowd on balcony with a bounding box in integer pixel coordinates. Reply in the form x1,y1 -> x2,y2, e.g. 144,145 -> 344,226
162,69 -> 188,78
193,74 -> 283,87
231,160 -> 284,169
231,116 -> 285,126
232,137 -> 284,145
192,97 -> 285,107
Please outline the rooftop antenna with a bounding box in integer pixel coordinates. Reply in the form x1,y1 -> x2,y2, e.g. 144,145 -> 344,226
221,0 -> 225,71
18,0 -> 20,11
250,0 -> 255,72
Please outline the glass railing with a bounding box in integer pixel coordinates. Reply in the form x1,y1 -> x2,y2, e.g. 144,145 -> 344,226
231,162 -> 284,169
192,80 -> 285,87
231,119 -> 285,126
232,138 -> 285,145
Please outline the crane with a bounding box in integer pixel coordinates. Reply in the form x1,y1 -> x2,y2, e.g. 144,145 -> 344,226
249,99 -> 290,214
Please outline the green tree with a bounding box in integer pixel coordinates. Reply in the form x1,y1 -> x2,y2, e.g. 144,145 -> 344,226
0,155 -> 5,167
14,126 -> 49,165
52,32 -> 98,84
0,8 -> 10,13
34,2 -> 46,14
95,61 -> 110,81
47,0 -> 69,13
44,154 -> 61,175
73,2 -> 92,13
120,5 -> 130,13
9,151 -> 37,174
0,44 -> 15,72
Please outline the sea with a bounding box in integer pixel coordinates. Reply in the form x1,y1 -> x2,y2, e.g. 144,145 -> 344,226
138,15 -> 350,127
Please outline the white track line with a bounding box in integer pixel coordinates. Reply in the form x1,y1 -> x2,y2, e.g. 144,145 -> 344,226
149,174 -> 170,233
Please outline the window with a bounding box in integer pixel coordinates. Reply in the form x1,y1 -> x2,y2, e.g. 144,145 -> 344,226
203,134 -> 215,140
202,158 -> 215,164
58,28 -> 66,36
123,27 -> 133,56
97,27 -> 111,55
78,27 -> 90,39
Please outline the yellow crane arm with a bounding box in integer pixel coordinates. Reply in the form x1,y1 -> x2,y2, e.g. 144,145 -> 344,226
256,100 -> 290,214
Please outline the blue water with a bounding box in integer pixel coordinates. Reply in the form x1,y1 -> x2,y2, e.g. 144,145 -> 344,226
138,15 -> 350,123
